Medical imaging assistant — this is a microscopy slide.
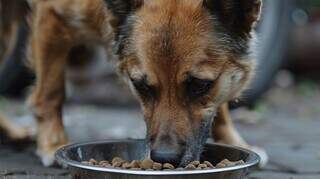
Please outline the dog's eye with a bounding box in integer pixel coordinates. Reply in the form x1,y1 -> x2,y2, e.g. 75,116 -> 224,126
131,77 -> 156,99
185,76 -> 214,100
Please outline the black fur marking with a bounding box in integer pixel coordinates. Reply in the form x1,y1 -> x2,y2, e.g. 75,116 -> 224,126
204,0 -> 258,35
103,0 -> 143,57
185,75 -> 214,101
180,114 -> 214,166
131,76 -> 157,101
113,15 -> 136,57
104,0 -> 143,26
203,0 -> 260,56
214,21 -> 251,57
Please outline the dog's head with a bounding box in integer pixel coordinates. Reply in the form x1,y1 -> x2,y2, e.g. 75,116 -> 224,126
105,0 -> 262,166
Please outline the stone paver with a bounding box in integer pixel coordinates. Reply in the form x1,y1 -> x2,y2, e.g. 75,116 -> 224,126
249,172 -> 320,179
0,83 -> 320,178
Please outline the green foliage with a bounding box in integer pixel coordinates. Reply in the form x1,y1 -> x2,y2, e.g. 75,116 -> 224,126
300,0 -> 320,7
297,80 -> 318,98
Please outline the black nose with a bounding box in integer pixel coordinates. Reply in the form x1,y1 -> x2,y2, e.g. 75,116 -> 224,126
151,150 -> 182,165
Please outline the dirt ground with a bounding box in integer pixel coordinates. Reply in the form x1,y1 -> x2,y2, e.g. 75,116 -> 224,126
0,80 -> 320,179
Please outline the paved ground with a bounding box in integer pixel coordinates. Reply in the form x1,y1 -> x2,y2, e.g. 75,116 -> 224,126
0,80 -> 320,179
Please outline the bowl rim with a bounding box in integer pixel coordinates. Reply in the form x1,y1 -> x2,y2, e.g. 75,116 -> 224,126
55,139 -> 260,176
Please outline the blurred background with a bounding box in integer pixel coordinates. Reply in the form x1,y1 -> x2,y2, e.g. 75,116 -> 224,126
0,0 -> 320,178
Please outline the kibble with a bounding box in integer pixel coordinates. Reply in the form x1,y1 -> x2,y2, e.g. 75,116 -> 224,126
163,163 -> 175,169
129,160 -> 141,168
99,160 -> 110,166
216,159 -> 245,168
204,161 -> 215,168
216,163 -> 226,168
198,164 -> 208,169
89,158 -> 98,165
190,161 -> 200,167
185,164 -> 197,170
141,159 -> 154,169
82,157 -> 245,171
153,162 -> 162,170
121,162 -> 131,169
113,161 -> 124,167
111,157 -> 125,167
112,157 -> 123,163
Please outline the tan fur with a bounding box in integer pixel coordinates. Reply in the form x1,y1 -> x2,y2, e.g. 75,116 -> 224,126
0,0 -> 262,166
25,0 -> 116,165
119,0 -> 254,149
213,103 -> 248,147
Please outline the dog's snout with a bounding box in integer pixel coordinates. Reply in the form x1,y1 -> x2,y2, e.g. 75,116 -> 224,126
150,134 -> 185,165
151,149 -> 182,165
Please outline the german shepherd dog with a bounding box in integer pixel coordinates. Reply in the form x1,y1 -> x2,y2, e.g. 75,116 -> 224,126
0,0 -> 266,167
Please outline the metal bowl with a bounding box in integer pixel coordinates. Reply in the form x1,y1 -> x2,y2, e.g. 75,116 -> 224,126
55,139 -> 260,179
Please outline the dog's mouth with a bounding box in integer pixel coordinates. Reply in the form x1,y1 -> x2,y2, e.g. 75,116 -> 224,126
144,111 -> 215,167
182,117 -> 215,166
145,139 -> 206,167
179,135 -> 209,166
145,122 -> 212,167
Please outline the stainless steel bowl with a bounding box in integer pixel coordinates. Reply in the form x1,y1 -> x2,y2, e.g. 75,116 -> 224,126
55,140 -> 260,179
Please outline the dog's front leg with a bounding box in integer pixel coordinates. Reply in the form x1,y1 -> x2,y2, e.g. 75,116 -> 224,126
27,5 -> 73,166
212,103 -> 248,147
212,103 -> 268,166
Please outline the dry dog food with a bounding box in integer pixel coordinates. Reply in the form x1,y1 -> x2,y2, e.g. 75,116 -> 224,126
82,157 -> 245,171
216,159 -> 245,168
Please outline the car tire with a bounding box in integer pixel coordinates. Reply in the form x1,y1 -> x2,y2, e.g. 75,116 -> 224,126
236,0 -> 294,107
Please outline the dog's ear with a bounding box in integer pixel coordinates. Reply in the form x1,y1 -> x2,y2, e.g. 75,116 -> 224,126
104,0 -> 144,56
104,0 -> 144,28
203,0 -> 262,35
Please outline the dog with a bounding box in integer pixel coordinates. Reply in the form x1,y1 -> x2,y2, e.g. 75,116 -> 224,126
0,0 -> 267,167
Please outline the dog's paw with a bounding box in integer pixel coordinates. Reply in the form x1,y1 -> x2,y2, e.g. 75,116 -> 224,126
36,131 -> 69,167
36,150 -> 57,167
250,146 -> 269,168
36,142 -> 68,167
7,126 -> 35,141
